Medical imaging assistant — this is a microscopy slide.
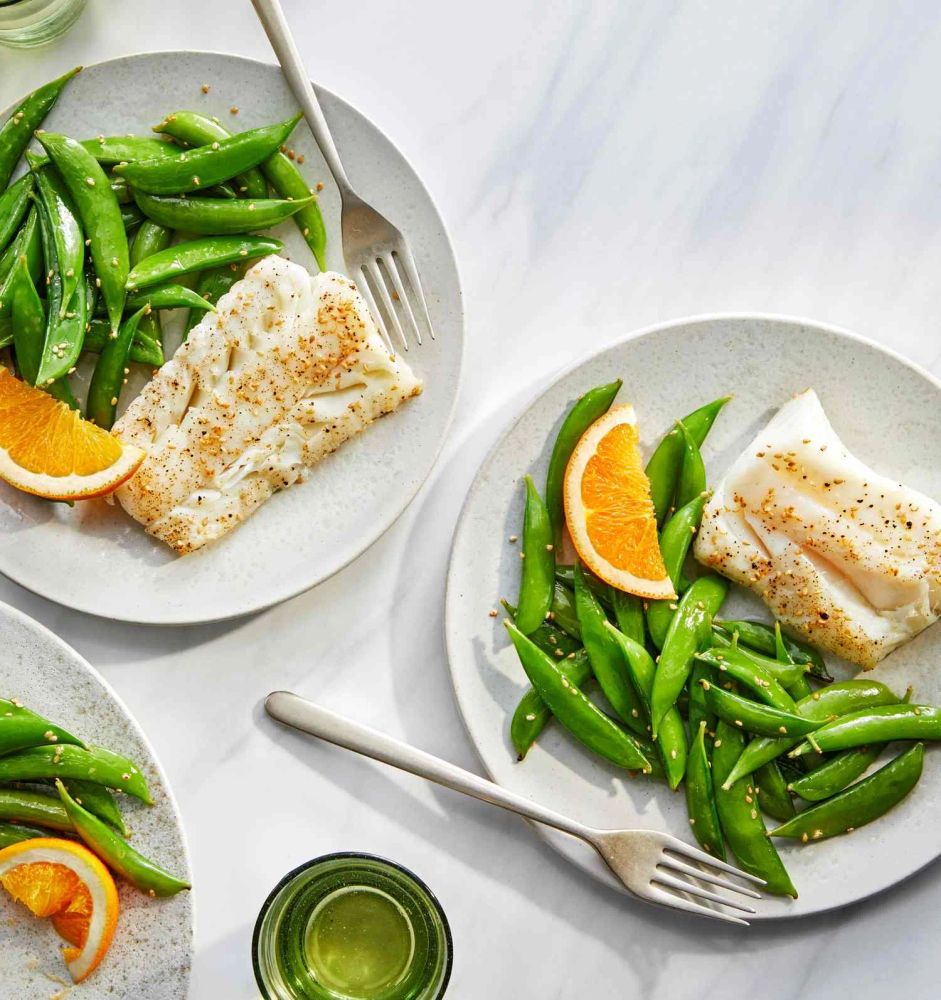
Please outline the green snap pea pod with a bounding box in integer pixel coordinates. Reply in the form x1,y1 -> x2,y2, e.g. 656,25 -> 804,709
56,781 -> 189,896
646,494 -> 706,648
515,476 -> 555,634
152,110 -> 269,198
790,705 -> 941,757
511,650 -> 592,760
130,220 -> 172,264
118,114 -> 302,194
0,66 -> 81,189
674,420 -> 706,510
646,396 -> 730,524
548,581 -> 580,640
574,566 -> 646,735
0,788 -> 72,831
36,132 -> 129,337
788,745 -> 882,802
501,600 -> 581,659
714,619 -> 831,682
544,380 -> 622,547
0,698 -> 83,755
699,680 -> 817,738
109,176 -> 133,204
126,234 -> 282,290
605,623 -> 686,788
0,821 -> 49,848
712,719 -> 796,896
0,173 -> 33,257
120,203 -> 144,233
685,721 -> 725,858
709,630 -> 807,688
720,679 -> 903,789
129,222 -> 172,351
10,254 -> 45,384
125,283 -> 216,314
505,621 -> 651,772
771,743 -> 924,843
28,135 -> 180,170
755,761 -> 796,821
59,779 -> 126,835
86,305 -> 149,428
774,622 -> 813,700
555,565 -> 612,609
84,317 -> 164,368
696,646 -> 797,713
649,575 -> 728,736
0,744 -> 152,804
611,588 -> 645,646
0,207 -> 40,336
134,191 -> 316,235
259,138 -> 327,271
687,661 -> 715,737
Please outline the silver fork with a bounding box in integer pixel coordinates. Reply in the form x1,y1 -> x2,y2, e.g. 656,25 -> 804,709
265,691 -> 764,925
252,0 -> 434,353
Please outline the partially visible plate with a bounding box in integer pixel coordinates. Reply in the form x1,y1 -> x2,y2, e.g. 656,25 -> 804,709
0,600 -> 193,995
446,314 -> 941,919
0,51 -> 463,624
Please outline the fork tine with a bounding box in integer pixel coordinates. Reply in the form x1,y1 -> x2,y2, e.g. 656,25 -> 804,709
647,886 -> 750,926
658,857 -> 762,900
394,244 -> 435,341
354,269 -> 396,357
664,842 -> 766,885
381,252 -> 422,346
365,259 -> 408,352
652,872 -> 757,915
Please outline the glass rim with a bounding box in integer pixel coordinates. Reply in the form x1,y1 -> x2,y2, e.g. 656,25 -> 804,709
252,852 -> 453,1000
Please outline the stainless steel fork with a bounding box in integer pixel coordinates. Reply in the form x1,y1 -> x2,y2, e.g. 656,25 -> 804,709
265,691 -> 765,925
252,0 -> 434,353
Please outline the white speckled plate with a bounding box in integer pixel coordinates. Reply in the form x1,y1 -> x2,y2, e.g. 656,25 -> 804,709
0,51 -> 463,625
0,600 -> 192,994
446,315 -> 941,919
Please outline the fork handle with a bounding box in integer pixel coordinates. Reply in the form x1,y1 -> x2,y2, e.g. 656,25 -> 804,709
265,691 -> 591,842
251,0 -> 354,196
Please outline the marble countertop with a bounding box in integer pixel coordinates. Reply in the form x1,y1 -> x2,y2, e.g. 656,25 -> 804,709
3,1 -> 941,997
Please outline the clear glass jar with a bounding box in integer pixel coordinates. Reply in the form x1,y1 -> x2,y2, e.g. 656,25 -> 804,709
253,853 -> 452,1000
0,0 -> 87,49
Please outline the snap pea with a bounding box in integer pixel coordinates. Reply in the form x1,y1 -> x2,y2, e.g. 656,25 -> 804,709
574,566 -> 646,735
259,138 -> 327,271
712,719 -> 796,896
130,220 -> 172,264
555,565 -> 611,609
0,744 -> 152,804
85,317 -> 164,368
125,282 -> 216,314
754,761 -> 796,822
0,173 -> 33,257
646,396 -> 730,524
0,206 -> 40,335
505,621 -> 651,772
152,110 -> 268,198
696,646 -> 797,714
0,788 -> 72,832
183,261 -> 246,336
501,600 -> 581,659
674,420 -> 706,510
771,743 -> 924,843
129,221 -> 172,351
788,745 -> 881,802
60,778 -> 126,836
117,114 -> 302,194
56,781 -> 190,897
36,132 -> 129,337
720,679 -> 903,789
515,476 -> 555,634
27,135 -> 179,171
126,234 -> 282,290
0,822 -> 48,848
687,661 -> 715,737
0,697 -> 83,755
547,580 -> 580,641
709,630 -> 807,688
511,650 -> 592,760
646,494 -> 706,648
544,380 -> 622,547
686,721 -> 725,858
700,680 -> 816,739
134,190 -> 316,235
10,254 -> 45,385
790,705 -> 941,757
605,623 -> 687,789
121,203 -> 144,232
86,305 -> 149,428
649,575 -> 728,736
774,622 -> 813,700
713,618 -> 831,682
0,66 -> 81,190
610,588 -> 644,646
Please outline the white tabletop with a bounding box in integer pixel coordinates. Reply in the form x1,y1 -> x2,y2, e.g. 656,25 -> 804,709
4,2 -> 941,997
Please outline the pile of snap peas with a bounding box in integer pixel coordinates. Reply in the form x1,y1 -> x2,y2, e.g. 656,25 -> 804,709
0,67 -> 327,428
0,696 -> 189,897
504,381 -> 941,897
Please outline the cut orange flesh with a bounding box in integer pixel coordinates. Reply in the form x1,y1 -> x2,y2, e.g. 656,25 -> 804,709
563,404 -> 674,599
0,366 -> 144,500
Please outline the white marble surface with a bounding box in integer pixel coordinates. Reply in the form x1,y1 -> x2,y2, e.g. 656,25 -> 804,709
3,1 -> 941,997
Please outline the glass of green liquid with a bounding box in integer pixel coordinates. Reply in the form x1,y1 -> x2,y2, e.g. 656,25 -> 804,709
0,0 -> 86,48
253,854 -> 452,1000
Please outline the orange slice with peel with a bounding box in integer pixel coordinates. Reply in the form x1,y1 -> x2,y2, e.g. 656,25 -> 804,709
0,366 -> 144,500
563,404 -> 674,599
0,837 -> 119,983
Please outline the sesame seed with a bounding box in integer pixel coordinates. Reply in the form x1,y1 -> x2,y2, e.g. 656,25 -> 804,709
85,176 -> 95,186
488,609 -> 497,618
509,535 -> 518,543
201,84 -> 210,93
230,106 -> 239,114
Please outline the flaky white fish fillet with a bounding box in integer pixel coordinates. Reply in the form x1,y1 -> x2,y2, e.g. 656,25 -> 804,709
694,389 -> 941,668
113,256 -> 421,554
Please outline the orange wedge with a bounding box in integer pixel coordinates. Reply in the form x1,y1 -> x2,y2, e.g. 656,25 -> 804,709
0,366 -> 144,500
563,404 -> 674,599
0,837 -> 119,983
